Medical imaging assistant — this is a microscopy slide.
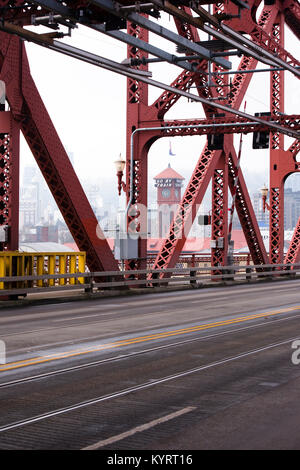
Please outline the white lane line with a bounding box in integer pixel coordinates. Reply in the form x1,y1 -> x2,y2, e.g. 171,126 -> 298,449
82,406 -> 196,450
52,309 -> 178,323
51,304 -> 124,315
53,313 -> 117,321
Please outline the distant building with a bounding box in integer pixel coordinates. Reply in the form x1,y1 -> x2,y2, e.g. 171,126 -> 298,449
284,188 -> 300,230
154,163 -> 184,238
20,184 -> 40,228
85,184 -> 103,218
251,191 -> 269,228
22,166 -> 37,186
286,174 -> 300,193
20,161 -> 75,243
251,187 -> 300,232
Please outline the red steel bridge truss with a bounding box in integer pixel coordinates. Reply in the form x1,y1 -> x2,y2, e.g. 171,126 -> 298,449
0,0 -> 298,277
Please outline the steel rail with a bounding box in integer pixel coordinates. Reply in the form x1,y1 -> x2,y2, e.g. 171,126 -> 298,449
212,66 -> 300,76
1,312 -> 300,390
221,22 -> 300,77
0,335 -> 298,434
89,0 -> 231,69
149,0 -> 300,76
45,0 -> 300,77
13,0 -> 300,76
93,25 -> 202,73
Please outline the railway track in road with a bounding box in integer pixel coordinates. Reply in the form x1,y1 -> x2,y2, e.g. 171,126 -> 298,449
0,306 -> 300,449
0,335 -> 299,438
1,305 -> 300,381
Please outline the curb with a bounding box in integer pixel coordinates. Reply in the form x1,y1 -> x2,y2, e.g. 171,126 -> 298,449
0,274 -> 298,310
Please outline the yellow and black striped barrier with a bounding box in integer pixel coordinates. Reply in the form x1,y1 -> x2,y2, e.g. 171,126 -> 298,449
0,251 -> 86,290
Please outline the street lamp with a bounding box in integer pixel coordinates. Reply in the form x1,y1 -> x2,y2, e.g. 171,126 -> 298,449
260,184 -> 270,212
114,154 -> 126,196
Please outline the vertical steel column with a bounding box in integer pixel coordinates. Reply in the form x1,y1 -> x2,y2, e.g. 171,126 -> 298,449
269,13 -> 285,264
8,115 -> 19,251
211,153 -> 229,270
125,20 -> 149,272
0,111 -> 20,250
210,2 -> 229,270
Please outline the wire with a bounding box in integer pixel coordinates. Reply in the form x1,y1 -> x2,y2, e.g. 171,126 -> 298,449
74,27 -> 126,52
244,93 -> 268,108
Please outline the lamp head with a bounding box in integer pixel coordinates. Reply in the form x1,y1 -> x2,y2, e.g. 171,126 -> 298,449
114,154 -> 126,173
260,184 -> 268,198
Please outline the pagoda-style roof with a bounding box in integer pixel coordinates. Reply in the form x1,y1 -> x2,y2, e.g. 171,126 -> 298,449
154,163 -> 184,180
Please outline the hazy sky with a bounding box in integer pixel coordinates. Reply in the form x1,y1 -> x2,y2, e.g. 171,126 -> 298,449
20,11 -> 300,209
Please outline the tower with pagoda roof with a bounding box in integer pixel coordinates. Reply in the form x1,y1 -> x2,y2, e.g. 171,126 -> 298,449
154,163 -> 184,238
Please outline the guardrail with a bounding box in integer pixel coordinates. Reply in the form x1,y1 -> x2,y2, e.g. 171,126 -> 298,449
0,262 -> 299,298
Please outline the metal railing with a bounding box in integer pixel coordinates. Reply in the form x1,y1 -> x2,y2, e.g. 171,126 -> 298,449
146,253 -> 252,269
0,262 -> 299,297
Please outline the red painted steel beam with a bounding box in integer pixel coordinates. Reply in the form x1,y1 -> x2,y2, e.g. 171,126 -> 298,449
281,0 -> 300,39
228,145 -> 268,265
0,3 -> 50,25
125,20 -> 152,272
269,146 -> 300,264
269,13 -> 284,265
124,9 -> 215,274
0,1 -> 296,274
150,144 -> 222,272
152,70 -> 200,120
225,5 -> 280,110
160,115 -> 300,136
0,112 -> 20,250
211,153 -> 229,269
0,33 -> 119,272
151,5 -> 276,273
285,217 -> 300,264
288,138 -> 300,158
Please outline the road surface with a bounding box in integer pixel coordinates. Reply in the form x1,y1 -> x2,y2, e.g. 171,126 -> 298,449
0,279 -> 300,450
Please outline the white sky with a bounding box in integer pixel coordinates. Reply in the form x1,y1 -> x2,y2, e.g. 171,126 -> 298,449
20,11 -> 300,209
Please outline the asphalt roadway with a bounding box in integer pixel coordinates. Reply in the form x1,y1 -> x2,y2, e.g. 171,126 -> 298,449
0,279 -> 300,450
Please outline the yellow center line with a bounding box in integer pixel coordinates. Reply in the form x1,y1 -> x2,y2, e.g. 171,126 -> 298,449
0,305 -> 299,372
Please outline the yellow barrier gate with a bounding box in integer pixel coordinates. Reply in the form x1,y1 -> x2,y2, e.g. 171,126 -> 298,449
0,252 -> 86,290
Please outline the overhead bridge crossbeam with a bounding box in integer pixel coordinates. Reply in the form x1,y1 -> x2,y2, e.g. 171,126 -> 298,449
161,115 -> 300,136
1,20 -> 298,139
150,0 -> 300,75
19,0 -> 231,70
90,0 -> 231,69
6,0 -> 299,77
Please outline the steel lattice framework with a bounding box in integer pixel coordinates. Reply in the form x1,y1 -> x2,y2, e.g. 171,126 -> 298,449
0,0 -> 297,276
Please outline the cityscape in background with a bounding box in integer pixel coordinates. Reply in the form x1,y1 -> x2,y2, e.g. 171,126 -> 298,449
19,152 -> 300,254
